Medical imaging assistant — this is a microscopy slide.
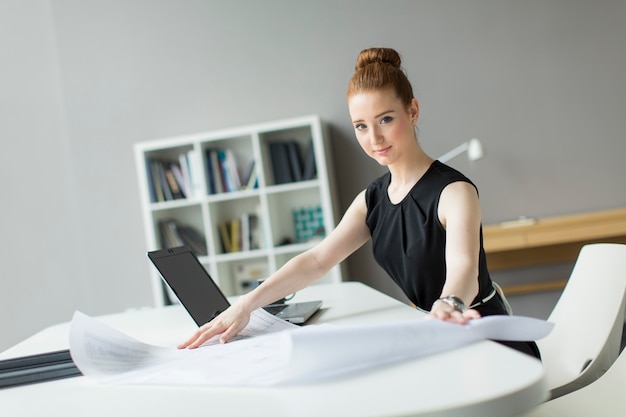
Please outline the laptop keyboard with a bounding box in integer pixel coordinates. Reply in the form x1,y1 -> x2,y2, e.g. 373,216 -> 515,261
262,304 -> 287,315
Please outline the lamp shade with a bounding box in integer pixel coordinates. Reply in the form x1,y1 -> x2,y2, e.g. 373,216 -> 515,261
438,138 -> 485,163
466,138 -> 484,161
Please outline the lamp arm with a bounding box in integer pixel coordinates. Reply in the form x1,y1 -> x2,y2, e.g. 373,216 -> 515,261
437,142 -> 469,163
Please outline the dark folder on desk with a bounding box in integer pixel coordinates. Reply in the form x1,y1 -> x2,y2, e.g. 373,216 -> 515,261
0,349 -> 82,389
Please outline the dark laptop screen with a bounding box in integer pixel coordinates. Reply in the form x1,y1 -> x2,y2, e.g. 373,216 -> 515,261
148,247 -> 230,326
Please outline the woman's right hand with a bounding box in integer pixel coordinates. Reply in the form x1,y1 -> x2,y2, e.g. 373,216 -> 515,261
177,299 -> 253,349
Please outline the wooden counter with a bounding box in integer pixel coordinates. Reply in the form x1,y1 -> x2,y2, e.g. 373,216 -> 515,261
483,208 -> 626,294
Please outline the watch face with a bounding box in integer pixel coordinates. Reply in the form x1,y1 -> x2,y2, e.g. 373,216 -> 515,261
448,296 -> 465,306
441,296 -> 466,312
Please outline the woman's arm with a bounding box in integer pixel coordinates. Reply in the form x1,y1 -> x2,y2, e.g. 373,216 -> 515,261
179,190 -> 372,348
431,181 -> 482,323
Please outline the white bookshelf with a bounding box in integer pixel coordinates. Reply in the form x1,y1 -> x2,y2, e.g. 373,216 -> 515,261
134,115 -> 343,306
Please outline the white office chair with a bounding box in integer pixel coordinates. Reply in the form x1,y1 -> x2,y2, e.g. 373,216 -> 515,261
538,243 -> 626,399
519,345 -> 626,416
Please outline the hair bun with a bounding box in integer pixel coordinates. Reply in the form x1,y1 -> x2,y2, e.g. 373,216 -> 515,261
355,47 -> 402,71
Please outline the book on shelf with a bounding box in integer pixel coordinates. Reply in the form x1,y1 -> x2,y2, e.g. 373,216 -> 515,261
248,213 -> 261,250
205,148 -> 247,194
218,221 -> 232,253
176,153 -> 194,198
286,141 -> 303,182
224,149 -> 242,191
164,166 -> 185,200
186,149 -> 204,198
242,159 -> 258,190
303,138 -> 317,180
159,220 -> 207,256
230,218 -> 240,253
156,161 -> 173,201
205,149 -> 222,194
268,142 -> 293,184
240,213 -> 250,252
217,212 -> 262,254
217,150 -> 233,192
146,158 -> 160,202
268,139 -> 316,185
146,152 -> 203,203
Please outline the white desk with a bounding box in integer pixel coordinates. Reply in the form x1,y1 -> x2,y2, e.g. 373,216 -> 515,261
1,282 -> 547,417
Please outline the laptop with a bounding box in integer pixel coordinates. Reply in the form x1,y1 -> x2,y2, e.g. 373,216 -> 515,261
146,246 -> 322,326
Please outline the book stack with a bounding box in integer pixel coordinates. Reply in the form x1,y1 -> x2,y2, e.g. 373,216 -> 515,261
218,212 -> 262,254
159,220 -> 208,256
146,150 -> 203,203
268,138 -> 316,185
205,148 -> 257,194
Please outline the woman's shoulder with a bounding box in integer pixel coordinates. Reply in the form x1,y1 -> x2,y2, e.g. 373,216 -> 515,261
365,172 -> 390,202
426,161 -> 477,191
431,160 -> 471,181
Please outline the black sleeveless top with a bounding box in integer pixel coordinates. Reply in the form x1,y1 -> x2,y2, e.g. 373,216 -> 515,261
365,161 -> 494,311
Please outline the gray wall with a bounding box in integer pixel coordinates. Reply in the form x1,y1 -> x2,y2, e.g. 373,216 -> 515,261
1,0 -> 625,351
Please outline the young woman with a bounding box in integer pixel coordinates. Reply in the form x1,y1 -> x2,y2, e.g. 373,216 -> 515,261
179,47 -> 540,359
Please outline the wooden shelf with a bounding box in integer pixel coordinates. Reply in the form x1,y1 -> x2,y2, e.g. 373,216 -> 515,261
483,208 -> 626,271
500,279 -> 568,296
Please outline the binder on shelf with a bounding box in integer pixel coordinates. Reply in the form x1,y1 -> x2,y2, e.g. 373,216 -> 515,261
269,140 -> 315,185
286,141 -> 303,182
303,138 -> 317,180
269,142 -> 293,185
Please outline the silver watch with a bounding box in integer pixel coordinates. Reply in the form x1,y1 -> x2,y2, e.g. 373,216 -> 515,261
434,295 -> 466,313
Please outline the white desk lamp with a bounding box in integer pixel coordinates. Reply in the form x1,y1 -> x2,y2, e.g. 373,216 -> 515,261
438,138 -> 484,163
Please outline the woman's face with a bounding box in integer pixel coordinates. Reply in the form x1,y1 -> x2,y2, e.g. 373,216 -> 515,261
348,88 -> 418,166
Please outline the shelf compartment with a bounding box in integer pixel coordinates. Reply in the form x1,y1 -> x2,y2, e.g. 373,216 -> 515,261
259,125 -> 317,186
149,204 -> 207,254
200,134 -> 257,195
266,188 -> 324,247
142,144 -> 204,203
208,196 -> 264,255
216,256 -> 271,296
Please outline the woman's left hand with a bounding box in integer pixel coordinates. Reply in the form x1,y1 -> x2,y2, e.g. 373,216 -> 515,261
429,302 -> 481,324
